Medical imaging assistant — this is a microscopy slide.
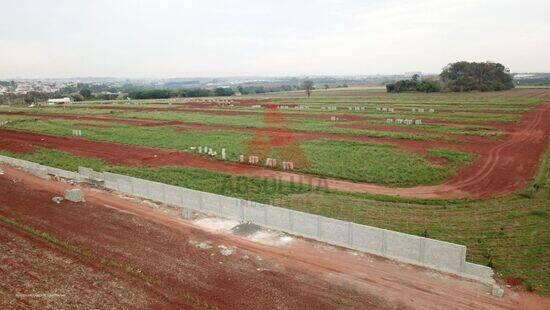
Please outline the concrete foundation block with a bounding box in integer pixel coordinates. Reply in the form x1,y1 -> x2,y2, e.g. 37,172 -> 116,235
64,188 -> 85,202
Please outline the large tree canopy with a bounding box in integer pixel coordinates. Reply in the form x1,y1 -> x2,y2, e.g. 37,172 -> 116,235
440,61 -> 514,92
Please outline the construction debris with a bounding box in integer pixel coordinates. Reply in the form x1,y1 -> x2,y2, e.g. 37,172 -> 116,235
64,188 -> 85,202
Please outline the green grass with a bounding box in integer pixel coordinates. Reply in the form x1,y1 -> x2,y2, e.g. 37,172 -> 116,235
5,118 -> 251,160
428,148 -> 476,166
117,110 -> 450,141
0,148 -> 106,172
4,117 -> 476,186
4,106 -> 115,115
299,139 -> 473,187
118,110 -> 267,128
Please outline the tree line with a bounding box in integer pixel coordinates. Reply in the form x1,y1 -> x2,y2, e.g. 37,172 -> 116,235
386,61 -> 515,93
128,87 -> 235,99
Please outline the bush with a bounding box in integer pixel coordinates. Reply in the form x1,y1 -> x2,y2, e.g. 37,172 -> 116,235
180,88 -> 212,97
214,87 -> 235,96
128,89 -> 174,99
386,76 -> 441,93
71,93 -> 84,102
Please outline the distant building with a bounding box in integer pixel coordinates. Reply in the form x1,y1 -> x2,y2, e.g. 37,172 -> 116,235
47,97 -> 71,105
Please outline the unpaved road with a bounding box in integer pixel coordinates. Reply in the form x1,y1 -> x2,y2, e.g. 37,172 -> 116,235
1,165 -> 549,309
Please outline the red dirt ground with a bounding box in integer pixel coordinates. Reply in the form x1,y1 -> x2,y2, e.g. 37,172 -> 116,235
0,103 -> 548,199
245,105 -> 310,169
1,165 -> 548,309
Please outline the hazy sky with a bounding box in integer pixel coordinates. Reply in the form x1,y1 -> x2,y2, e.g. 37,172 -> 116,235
1,0 -> 549,78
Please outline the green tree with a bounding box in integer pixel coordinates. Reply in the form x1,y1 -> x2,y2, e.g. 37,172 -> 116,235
71,93 -> 84,102
440,61 -> 514,92
302,79 -> 314,98
23,94 -> 35,104
214,87 -> 235,96
79,88 -> 93,98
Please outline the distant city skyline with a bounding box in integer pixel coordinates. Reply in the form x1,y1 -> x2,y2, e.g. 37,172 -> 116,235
1,0 -> 549,78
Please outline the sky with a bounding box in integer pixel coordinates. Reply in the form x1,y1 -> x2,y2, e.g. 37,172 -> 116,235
1,0 -> 549,78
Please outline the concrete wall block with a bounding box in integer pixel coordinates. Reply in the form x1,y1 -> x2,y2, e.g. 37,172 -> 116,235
102,172 -> 120,190
78,167 -> 104,180
179,188 -> 204,210
463,262 -> 494,281
0,155 -> 20,166
265,207 -> 291,231
78,167 -> 94,178
422,239 -> 466,273
243,201 -> 267,224
218,196 -> 241,220
291,211 -> 318,238
351,224 -> 384,255
130,177 -> 149,198
200,192 -> 221,214
29,166 -> 49,179
384,230 -> 422,263
163,184 -> 183,206
47,167 -> 78,179
0,155 -> 10,163
319,218 -> 349,246
116,175 -> 134,194
90,170 -> 105,180
147,181 -> 165,202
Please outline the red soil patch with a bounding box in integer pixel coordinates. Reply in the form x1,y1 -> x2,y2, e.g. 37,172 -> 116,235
440,103 -> 550,198
506,277 -> 522,287
0,167 -> 381,309
2,166 -> 547,309
245,106 -> 310,169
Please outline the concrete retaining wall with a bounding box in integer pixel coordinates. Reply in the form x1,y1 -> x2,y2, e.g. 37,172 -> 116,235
0,155 -> 494,283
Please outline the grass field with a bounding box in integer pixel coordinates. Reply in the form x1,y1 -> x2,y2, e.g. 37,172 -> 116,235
1,87 -> 549,295
2,116 -> 469,186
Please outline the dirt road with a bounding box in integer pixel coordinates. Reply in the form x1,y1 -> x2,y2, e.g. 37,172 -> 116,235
1,165 -> 548,309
